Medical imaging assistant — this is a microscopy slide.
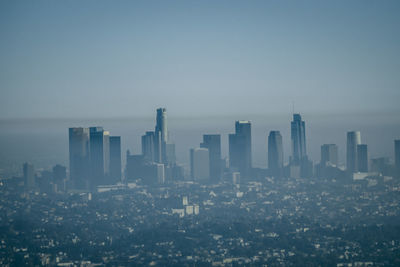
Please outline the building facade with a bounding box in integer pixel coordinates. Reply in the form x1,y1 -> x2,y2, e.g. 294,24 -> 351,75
346,131 -> 361,173
201,134 -> 222,181
229,121 -> 252,178
268,131 -> 283,177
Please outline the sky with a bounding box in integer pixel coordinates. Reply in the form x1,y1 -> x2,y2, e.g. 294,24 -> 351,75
0,0 -> 399,119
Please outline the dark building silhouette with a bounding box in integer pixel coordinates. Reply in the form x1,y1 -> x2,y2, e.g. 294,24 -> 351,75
126,154 -> 164,185
291,114 -> 307,165
347,131 -> 361,173
190,148 -> 210,181
321,144 -> 338,167
69,127 -> 90,189
23,162 -> 35,189
165,143 -> 176,165
89,127 -> 109,186
155,108 -> 168,163
53,164 -> 66,181
370,157 -> 390,176
142,131 -> 156,162
268,131 -> 283,177
395,140 -> 400,176
53,164 -> 67,192
357,144 -> 368,172
109,136 -> 122,183
201,134 -> 222,181
229,121 -> 252,179
290,114 -> 312,178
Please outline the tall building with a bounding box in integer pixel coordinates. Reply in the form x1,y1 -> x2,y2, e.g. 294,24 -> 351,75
321,144 -> 338,167
126,154 -> 165,185
290,114 -> 312,178
103,131 -> 110,176
357,144 -> 368,172
53,164 -> 66,182
201,134 -> 222,181
142,131 -> 155,162
155,163 -> 165,184
69,127 -> 90,189
268,131 -> 283,177
165,143 -> 176,165
23,162 -> 35,189
291,114 -> 307,164
90,127 -> 107,186
109,136 -> 121,183
190,148 -> 210,181
229,121 -> 252,178
395,140 -> 400,175
155,108 -> 168,163
346,131 -> 361,173
53,164 -> 67,192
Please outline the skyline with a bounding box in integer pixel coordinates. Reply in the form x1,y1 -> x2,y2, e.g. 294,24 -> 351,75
1,0 -> 400,119
66,108 -> 400,189
14,107 -> 400,189
2,2 -> 400,265
1,111 -> 399,177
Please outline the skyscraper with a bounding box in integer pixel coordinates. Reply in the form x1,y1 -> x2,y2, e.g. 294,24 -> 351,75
165,143 -> 176,165
190,148 -> 210,181
53,164 -> 67,192
201,134 -> 222,181
155,108 -> 168,163
346,131 -> 361,173
155,107 -> 168,143
290,114 -> 312,178
109,136 -> 121,183
321,144 -> 338,167
103,131 -> 110,176
395,140 -> 400,176
357,144 -> 368,173
268,131 -> 283,177
23,162 -> 35,189
229,121 -> 252,178
90,127 -> 107,186
291,114 -> 307,165
142,131 -> 155,162
69,127 -> 90,189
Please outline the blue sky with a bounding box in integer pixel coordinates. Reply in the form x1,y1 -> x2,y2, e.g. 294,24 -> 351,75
1,0 -> 399,118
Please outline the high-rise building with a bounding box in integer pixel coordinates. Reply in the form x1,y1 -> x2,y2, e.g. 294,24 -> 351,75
23,162 -> 35,189
53,164 -> 67,192
201,134 -> 222,181
126,154 -> 165,185
156,107 -> 168,143
142,131 -> 155,162
69,127 -> 90,189
155,108 -> 168,163
155,163 -> 165,184
291,114 -> 307,165
90,127 -> 107,186
268,131 -> 283,177
290,114 -> 312,178
346,131 -> 361,173
395,140 -> 400,175
190,148 -> 210,181
165,143 -> 176,165
109,136 -> 121,183
103,131 -> 110,176
53,164 -> 66,182
229,121 -> 252,178
357,144 -> 368,172
321,144 -> 338,167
